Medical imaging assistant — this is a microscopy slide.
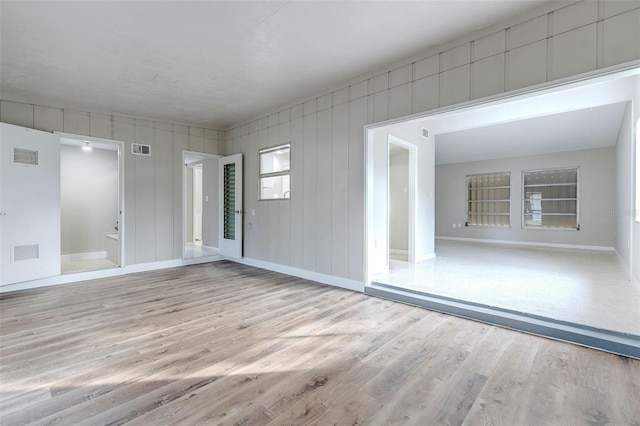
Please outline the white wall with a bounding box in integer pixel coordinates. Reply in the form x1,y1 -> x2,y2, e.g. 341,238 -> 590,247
202,158 -> 219,248
615,103 -> 633,264
223,1 -> 639,283
632,75 -> 640,288
436,147 -> 616,248
389,150 -> 409,251
60,145 -> 118,255
0,101 -> 223,266
186,165 -> 194,244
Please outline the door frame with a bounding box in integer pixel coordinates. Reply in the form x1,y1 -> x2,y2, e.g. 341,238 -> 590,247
388,135 -> 417,264
56,132 -> 126,268
364,65 -> 640,289
181,150 -> 220,259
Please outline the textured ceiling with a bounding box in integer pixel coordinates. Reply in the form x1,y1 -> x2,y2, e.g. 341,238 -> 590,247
1,1 -> 551,129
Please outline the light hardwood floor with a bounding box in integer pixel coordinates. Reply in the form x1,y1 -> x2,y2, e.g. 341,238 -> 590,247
1,261 -> 638,425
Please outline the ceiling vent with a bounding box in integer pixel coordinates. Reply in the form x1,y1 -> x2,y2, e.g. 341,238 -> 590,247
131,143 -> 151,156
422,128 -> 429,139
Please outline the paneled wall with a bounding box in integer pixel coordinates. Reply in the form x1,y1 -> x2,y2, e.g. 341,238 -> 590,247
224,0 -> 640,282
0,101 -> 223,265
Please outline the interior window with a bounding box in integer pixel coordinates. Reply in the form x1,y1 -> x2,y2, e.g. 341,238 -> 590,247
259,144 -> 290,200
465,172 -> 511,227
522,167 -> 579,230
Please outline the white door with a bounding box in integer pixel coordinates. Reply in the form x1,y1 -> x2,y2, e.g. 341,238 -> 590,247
192,165 -> 203,243
219,153 -> 243,258
1,123 -> 61,286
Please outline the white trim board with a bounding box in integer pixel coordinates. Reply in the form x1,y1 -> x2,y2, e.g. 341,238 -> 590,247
435,236 -> 615,252
0,255 -> 224,294
389,249 -> 408,255
231,257 -> 364,293
61,251 -> 107,262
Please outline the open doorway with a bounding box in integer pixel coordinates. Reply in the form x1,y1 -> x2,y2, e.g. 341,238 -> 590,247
366,68 -> 640,340
59,134 -> 124,274
388,136 -> 416,264
183,151 -> 220,259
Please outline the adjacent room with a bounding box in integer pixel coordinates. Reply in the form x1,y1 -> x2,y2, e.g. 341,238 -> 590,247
1,0 -> 639,424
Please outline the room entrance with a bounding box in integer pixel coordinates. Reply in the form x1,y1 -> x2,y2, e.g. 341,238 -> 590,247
183,151 -> 220,259
59,134 -> 124,274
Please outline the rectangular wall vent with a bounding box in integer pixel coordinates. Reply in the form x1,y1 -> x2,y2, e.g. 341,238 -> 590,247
13,147 -> 39,165
12,243 -> 39,262
422,128 -> 429,139
131,143 -> 151,156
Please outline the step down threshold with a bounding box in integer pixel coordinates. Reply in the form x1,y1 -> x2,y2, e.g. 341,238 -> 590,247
367,282 -> 640,360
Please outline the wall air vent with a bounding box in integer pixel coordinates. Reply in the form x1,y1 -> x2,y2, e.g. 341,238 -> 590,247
13,147 -> 39,165
422,128 -> 429,139
131,143 -> 151,156
12,243 -> 39,262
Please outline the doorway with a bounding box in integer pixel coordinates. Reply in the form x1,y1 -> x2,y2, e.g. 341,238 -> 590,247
183,151 -> 220,259
59,134 -> 124,274
388,137 -> 416,264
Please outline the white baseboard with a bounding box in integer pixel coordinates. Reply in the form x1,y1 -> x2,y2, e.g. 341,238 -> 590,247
415,253 -> 436,262
389,249 -> 408,255
0,255 -> 224,293
231,257 -> 364,293
61,251 -> 107,262
436,236 -> 615,252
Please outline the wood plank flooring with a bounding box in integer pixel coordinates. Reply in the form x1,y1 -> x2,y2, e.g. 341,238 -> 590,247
1,260 -> 638,425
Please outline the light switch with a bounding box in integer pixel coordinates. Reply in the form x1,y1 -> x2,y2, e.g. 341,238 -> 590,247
251,209 -> 255,216
205,195 -> 209,202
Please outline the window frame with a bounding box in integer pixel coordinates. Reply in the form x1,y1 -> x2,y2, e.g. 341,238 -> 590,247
258,143 -> 291,201
464,171 -> 511,228
521,166 -> 580,231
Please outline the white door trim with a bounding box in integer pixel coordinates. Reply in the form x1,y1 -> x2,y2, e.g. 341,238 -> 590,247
56,132 -> 126,267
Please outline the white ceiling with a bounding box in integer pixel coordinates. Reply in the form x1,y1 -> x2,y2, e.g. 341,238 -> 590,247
435,102 -> 629,165
1,0 -> 551,129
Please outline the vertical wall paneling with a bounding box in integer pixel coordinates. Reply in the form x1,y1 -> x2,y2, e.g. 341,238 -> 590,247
331,102 -> 349,278
506,40 -> 548,91
302,113 -> 317,271
134,120 -> 156,263
34,106 -> 63,132
315,108 -> 332,274
172,125 -> 189,259
63,110 -> 90,135
189,126 -> 204,153
440,65 -> 471,107
243,131 -> 258,259
412,75 -> 439,115
0,101 -> 33,128
90,113 -> 112,139
277,121 -> 291,265
348,97 -> 367,281
473,53 -> 506,99
373,90 -> 389,123
154,124 -> 174,261
414,55 -> 439,80
603,8 -> 640,67
113,116 -> 137,265
388,83 -> 412,120
256,128 -> 270,260
267,200 -> 279,263
551,23 -> 597,80
0,100 -> 220,267
223,0 -> 640,286
440,43 -> 471,72
204,128 -> 219,155
289,116 -> 304,269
